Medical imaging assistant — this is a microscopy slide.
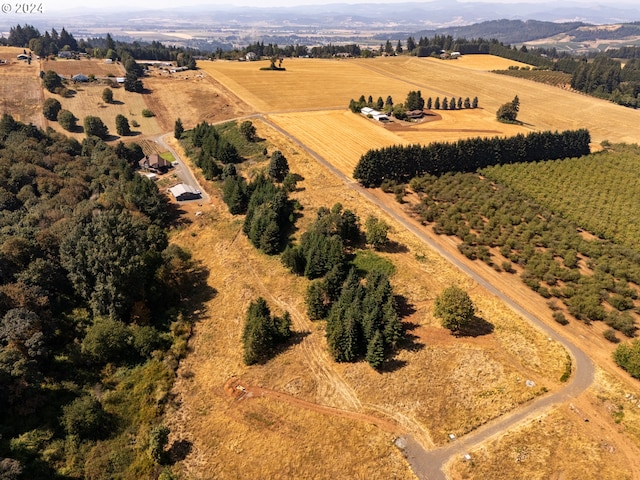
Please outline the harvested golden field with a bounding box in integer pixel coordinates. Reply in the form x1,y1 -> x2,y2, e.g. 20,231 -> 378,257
44,83 -> 163,140
41,57 -> 124,77
0,47 -> 43,126
368,56 -> 640,144
268,110 -> 406,176
202,55 -> 640,145
166,117 -> 574,478
198,57 -> 452,112
269,109 -> 527,177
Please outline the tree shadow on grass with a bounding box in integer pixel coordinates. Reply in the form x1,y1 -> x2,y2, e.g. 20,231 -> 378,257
254,330 -> 311,365
166,202 -> 193,227
378,240 -> 409,254
395,294 -> 416,318
456,316 -> 494,338
382,320 -> 425,373
168,439 -> 193,463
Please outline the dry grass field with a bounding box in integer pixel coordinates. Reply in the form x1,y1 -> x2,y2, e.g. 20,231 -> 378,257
447,368 -> 640,480
143,69 -> 253,131
0,47 -> 43,127
43,83 -> 163,140
163,54 -> 640,478
41,57 -> 124,77
162,117 -> 596,478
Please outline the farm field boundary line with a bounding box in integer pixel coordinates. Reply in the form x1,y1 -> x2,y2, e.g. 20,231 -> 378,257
257,113 -> 595,480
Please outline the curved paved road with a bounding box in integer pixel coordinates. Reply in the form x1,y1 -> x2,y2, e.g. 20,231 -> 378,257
260,115 -> 595,479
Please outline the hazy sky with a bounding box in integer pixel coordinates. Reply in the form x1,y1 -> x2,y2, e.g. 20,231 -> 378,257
40,0 -> 639,12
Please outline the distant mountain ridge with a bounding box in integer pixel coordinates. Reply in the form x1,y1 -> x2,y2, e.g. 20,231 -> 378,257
407,19 -> 640,45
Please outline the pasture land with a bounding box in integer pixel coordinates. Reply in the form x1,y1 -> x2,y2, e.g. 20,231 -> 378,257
44,83 -> 163,139
166,117 -> 575,478
41,57 -> 124,77
0,47 -> 43,127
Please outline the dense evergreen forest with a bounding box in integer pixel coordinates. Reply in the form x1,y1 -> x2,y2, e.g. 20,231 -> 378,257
0,114 -> 198,479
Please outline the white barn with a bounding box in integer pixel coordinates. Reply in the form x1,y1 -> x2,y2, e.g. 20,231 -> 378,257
169,184 -> 201,201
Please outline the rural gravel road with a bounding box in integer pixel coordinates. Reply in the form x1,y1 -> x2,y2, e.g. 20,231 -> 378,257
155,133 -> 210,202
261,115 -> 596,480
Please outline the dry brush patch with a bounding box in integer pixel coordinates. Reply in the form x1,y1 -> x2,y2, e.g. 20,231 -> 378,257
446,368 -> 640,480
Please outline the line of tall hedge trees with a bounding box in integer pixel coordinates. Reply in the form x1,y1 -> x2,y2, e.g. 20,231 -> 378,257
353,128 -> 591,187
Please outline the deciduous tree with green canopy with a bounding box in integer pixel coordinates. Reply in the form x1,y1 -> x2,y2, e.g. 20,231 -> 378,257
434,285 -> 476,333
115,114 -> 131,136
42,70 -> 62,93
102,87 -> 113,104
57,109 -> 76,131
42,98 -> 61,120
83,115 -> 109,139
365,215 -> 390,250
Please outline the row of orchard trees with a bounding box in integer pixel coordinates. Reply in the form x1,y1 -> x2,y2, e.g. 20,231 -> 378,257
353,128 -> 591,187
